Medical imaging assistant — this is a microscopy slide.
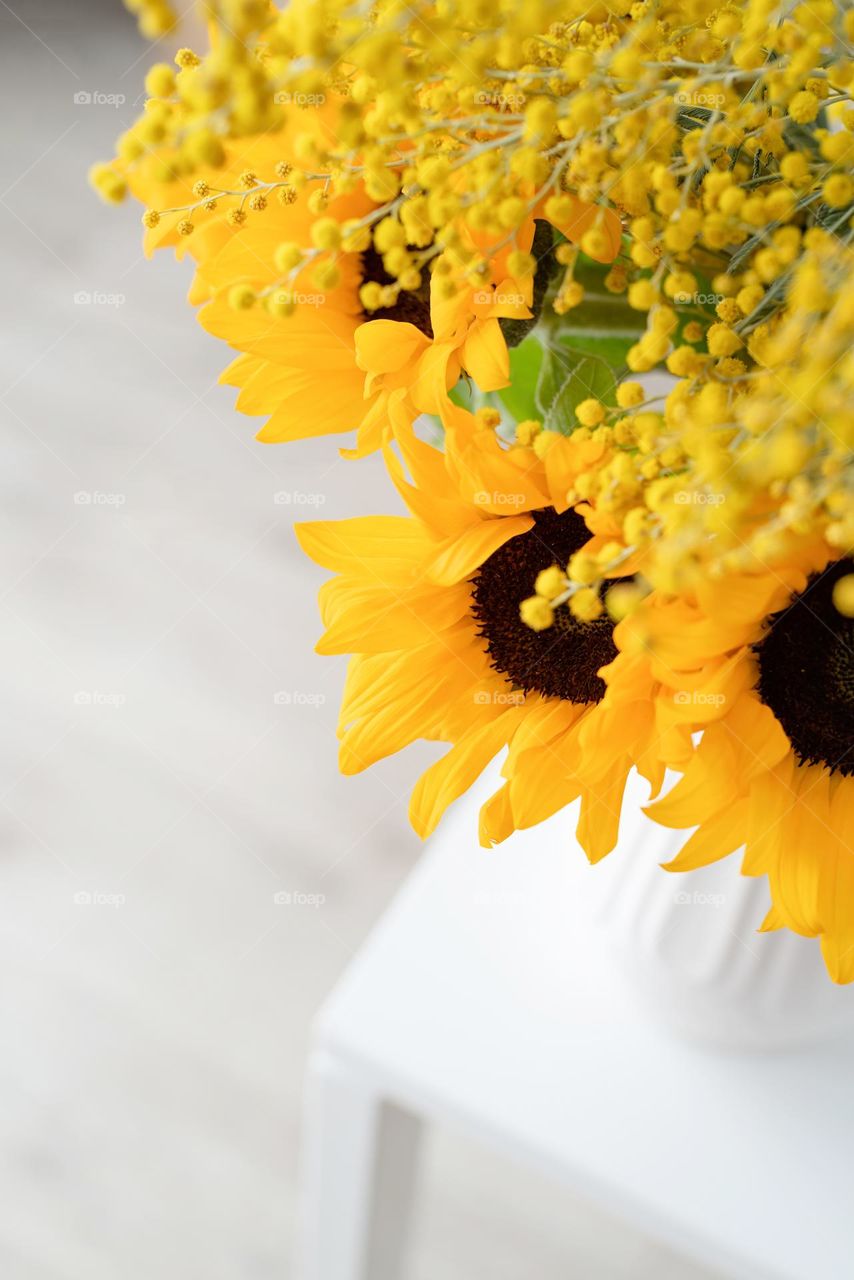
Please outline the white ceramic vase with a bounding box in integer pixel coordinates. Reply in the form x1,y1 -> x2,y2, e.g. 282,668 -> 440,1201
591,776 -> 854,1049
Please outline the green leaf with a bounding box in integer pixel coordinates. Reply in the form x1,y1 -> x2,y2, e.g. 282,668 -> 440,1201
554,256 -> 645,341
534,346 -> 563,418
558,291 -> 645,340
559,333 -> 634,369
449,378 -> 475,411
496,335 -> 544,422
537,346 -> 616,434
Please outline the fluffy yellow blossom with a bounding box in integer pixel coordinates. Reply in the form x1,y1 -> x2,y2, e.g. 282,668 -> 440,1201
833,575 -> 854,617
520,596 -> 554,631
97,0 -> 854,626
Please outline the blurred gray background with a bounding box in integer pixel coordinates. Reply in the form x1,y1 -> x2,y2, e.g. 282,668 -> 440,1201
0,2 -> 720,1276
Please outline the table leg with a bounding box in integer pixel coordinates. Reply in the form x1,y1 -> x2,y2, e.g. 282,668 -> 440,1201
296,1047 -> 423,1280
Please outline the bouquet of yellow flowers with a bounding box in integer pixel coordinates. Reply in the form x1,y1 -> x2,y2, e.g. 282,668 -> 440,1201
95,0 -> 854,981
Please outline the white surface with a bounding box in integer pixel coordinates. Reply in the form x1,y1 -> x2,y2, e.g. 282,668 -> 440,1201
313,771 -> 854,1280
298,1048 -> 422,1280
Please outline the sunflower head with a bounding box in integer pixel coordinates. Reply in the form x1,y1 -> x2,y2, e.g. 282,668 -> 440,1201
613,547 -> 854,983
754,556 -> 854,778
472,507 -> 624,704
296,425 -> 653,859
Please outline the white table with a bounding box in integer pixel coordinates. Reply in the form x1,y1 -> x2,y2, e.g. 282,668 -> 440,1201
296,775 -> 854,1280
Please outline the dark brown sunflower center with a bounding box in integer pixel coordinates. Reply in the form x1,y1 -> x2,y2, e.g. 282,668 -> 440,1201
470,507 -> 619,704
754,558 -> 854,777
360,245 -> 434,337
359,219 -> 557,345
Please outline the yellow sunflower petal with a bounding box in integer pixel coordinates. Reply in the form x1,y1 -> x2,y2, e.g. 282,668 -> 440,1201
255,371 -> 367,441
354,319 -> 429,374
758,903 -> 787,932
577,762 -> 630,863
295,517 -> 429,576
660,796 -> 749,872
384,444 -> 478,539
742,756 -> 795,876
503,696 -> 583,769
645,725 -> 738,828
765,769 -> 831,937
410,713 -> 521,838
819,781 -> 854,983
316,579 -> 471,653
340,655 -> 475,774
426,514 -> 534,586
202,298 -> 359,357
546,199 -> 622,263
408,341 -> 461,415
719,692 -> 791,778
509,746 -> 585,830
479,781 -> 515,847
460,317 -> 510,390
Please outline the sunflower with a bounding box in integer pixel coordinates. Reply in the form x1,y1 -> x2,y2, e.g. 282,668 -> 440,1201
122,102 -> 621,455
602,542 -> 854,982
295,426 -> 663,861
125,124 -> 383,445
